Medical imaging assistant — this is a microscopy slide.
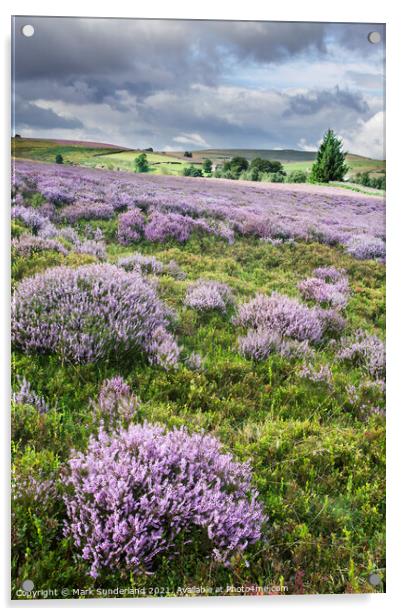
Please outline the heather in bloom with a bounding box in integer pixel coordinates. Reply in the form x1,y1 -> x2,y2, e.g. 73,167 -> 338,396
12,376 -> 49,414
117,253 -> 164,275
12,234 -> 68,257
11,206 -> 51,235
337,330 -> 385,378
93,376 -> 140,430
144,211 -> 212,243
235,292 -> 323,342
298,275 -> 349,308
185,352 -> 204,371
184,279 -> 234,312
117,208 -> 145,244
12,264 -> 178,366
299,363 -> 333,385
63,422 -> 266,578
238,328 -> 312,361
345,235 -> 385,260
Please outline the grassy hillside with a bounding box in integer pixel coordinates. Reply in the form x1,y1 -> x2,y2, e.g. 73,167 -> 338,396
12,138 -> 385,180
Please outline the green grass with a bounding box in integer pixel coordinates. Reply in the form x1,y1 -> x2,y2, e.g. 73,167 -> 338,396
12,223 -> 385,597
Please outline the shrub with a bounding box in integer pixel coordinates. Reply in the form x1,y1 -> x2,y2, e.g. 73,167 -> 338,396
116,208 -> 145,244
298,275 -> 349,308
12,376 -> 49,415
345,235 -> 385,260
337,330 -> 385,378
286,170 -> 308,183
234,292 -> 323,342
93,376 -> 139,430
117,253 -> 164,275
184,279 -> 234,312
63,422 -> 266,578
144,211 -> 211,243
12,234 -> 68,258
12,264 -> 179,367
183,165 -> 203,177
238,328 -> 312,361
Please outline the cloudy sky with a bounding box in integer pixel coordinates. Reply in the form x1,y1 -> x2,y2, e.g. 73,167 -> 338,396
12,17 -> 385,158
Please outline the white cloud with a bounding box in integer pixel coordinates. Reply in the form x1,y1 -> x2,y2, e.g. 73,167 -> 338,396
172,133 -> 210,147
340,111 -> 385,159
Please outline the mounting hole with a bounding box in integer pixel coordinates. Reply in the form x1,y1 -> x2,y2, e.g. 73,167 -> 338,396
21,24 -> 35,38
368,31 -> 381,44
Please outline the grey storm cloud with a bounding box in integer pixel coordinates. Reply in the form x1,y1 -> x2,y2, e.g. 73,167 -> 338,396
14,98 -> 83,129
11,17 -> 385,156
283,87 -> 369,117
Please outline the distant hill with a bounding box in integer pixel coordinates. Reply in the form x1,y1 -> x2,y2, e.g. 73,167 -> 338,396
11,138 -> 385,179
170,148 -> 318,163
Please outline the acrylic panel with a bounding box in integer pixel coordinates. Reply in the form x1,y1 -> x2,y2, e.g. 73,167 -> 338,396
11,16 -> 385,600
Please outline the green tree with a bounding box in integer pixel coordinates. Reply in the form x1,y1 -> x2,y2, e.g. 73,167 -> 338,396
134,153 -> 149,172
55,153 -> 64,164
202,159 -> 213,174
183,165 -> 203,177
310,129 -> 349,182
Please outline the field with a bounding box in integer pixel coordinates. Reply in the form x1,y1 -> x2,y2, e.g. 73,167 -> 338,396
12,138 -> 385,181
11,160 -> 385,598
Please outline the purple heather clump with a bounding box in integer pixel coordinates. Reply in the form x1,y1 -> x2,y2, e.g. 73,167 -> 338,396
63,422 -> 266,578
117,253 -> 164,275
185,352 -> 204,371
74,239 -> 106,260
11,206 -> 50,235
238,328 -> 312,361
313,266 -> 346,283
117,208 -> 145,244
184,279 -> 234,312
12,234 -> 69,257
146,326 -> 180,369
298,275 -> 349,309
345,235 -> 386,260
39,184 -> 74,205
299,363 -> 333,385
12,264 -> 178,366
144,211 -> 212,243
59,203 -> 115,224
95,376 -> 140,428
316,308 -> 346,336
235,292 -> 323,342
337,330 -> 385,378
12,376 -> 49,414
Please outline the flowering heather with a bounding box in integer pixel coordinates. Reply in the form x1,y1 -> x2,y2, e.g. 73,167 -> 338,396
117,208 -> 145,244
345,235 -> 386,260
298,275 -> 349,308
74,239 -> 107,260
337,330 -> 385,378
12,376 -> 49,414
184,279 -> 234,312
185,352 -> 204,371
144,211 -> 222,244
117,253 -> 164,275
94,376 -> 140,429
13,160 -> 385,260
316,308 -> 346,336
238,328 -> 312,361
12,234 -> 68,257
11,205 -> 50,235
12,264 -> 178,366
235,292 -> 323,342
299,363 -> 333,385
313,266 -> 346,283
63,422 -> 266,578
146,326 -> 180,369
58,202 -> 115,224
